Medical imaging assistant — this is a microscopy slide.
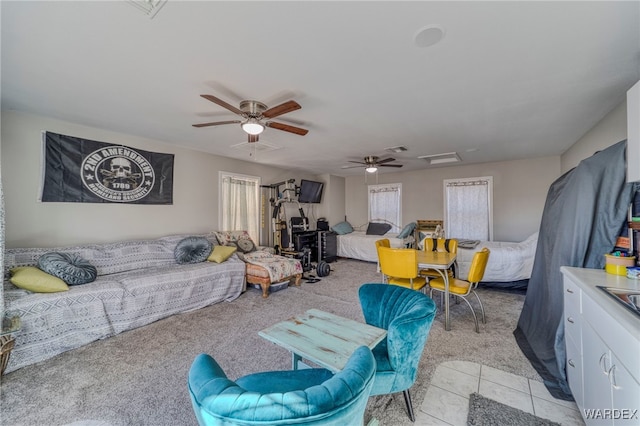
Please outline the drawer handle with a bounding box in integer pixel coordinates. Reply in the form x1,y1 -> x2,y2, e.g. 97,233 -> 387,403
566,288 -> 574,294
567,317 -> 574,324
608,365 -> 620,389
599,353 -> 609,374
568,359 -> 575,368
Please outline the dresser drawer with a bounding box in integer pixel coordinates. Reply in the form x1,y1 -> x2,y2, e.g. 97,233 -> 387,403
583,292 -> 640,384
565,333 -> 583,409
564,278 -> 582,339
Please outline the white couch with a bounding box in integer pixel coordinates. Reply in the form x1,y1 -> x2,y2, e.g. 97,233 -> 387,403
2,233 -> 246,373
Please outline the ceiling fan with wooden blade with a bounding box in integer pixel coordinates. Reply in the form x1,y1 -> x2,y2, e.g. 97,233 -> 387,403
193,94 -> 308,140
341,156 -> 404,170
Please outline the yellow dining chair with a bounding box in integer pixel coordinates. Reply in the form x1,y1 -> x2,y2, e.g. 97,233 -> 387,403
420,238 -> 458,279
429,247 -> 490,333
377,246 -> 427,292
375,238 -> 390,249
375,239 -> 391,279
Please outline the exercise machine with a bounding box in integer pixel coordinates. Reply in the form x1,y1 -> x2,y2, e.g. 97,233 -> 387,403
262,179 -> 330,280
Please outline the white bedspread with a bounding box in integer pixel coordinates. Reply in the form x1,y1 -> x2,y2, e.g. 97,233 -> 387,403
456,232 -> 538,282
337,231 -> 406,263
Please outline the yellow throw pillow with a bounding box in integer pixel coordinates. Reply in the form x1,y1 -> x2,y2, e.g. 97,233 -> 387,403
207,245 -> 237,263
10,266 -> 69,293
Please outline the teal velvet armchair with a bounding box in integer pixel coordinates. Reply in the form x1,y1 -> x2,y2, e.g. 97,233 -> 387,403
188,346 -> 376,425
358,283 -> 437,422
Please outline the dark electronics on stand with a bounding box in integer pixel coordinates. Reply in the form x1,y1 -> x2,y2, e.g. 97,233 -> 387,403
317,218 -> 329,231
297,179 -> 324,203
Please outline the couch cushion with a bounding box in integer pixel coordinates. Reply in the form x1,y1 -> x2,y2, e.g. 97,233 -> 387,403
175,237 -> 213,264
4,257 -> 247,373
207,245 -> 237,263
9,266 -> 69,293
38,252 -> 98,285
5,239 -> 176,277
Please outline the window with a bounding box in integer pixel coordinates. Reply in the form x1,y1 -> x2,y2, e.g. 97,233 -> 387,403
368,183 -> 402,232
219,172 -> 260,242
444,177 -> 493,241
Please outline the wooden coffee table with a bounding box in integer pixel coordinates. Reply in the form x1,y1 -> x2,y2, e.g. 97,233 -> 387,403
259,309 -> 386,372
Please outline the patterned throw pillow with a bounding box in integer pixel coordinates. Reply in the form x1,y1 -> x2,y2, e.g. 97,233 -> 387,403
214,231 -> 257,254
38,252 -> 98,285
175,237 -> 213,264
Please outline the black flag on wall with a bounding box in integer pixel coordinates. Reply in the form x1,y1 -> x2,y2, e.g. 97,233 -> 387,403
41,131 -> 174,204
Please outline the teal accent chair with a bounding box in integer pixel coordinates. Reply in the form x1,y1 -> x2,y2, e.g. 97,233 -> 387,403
188,346 -> 376,425
358,283 -> 437,422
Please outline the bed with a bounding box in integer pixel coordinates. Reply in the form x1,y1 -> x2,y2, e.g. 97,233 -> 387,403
454,232 -> 539,288
336,231 -> 407,263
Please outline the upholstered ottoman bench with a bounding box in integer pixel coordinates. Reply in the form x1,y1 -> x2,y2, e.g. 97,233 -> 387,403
242,250 -> 303,298
245,262 -> 302,298
214,230 -> 304,298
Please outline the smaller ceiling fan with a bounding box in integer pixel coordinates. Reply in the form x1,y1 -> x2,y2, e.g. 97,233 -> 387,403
341,156 -> 403,173
193,94 -> 309,143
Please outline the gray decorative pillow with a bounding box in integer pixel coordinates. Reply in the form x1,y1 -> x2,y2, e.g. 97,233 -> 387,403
366,222 -> 392,235
38,252 -> 97,285
235,238 -> 256,254
175,237 -> 213,264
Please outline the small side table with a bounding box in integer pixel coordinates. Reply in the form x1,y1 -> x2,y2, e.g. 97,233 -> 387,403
1,313 -> 21,375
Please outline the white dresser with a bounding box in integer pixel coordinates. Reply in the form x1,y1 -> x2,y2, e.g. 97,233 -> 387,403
561,267 -> 640,425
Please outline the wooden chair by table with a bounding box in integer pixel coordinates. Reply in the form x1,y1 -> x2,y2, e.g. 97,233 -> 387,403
429,247 -> 490,333
420,237 -> 458,280
377,246 -> 427,292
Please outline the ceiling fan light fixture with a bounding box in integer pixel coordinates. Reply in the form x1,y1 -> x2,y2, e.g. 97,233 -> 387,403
242,118 -> 264,135
366,166 -> 378,173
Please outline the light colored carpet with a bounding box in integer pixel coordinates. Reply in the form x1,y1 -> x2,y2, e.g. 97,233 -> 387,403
0,258 -> 540,426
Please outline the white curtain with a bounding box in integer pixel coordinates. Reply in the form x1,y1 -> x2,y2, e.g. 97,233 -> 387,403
0,166 -> 4,317
220,173 -> 260,243
368,183 -> 402,232
445,178 -> 492,240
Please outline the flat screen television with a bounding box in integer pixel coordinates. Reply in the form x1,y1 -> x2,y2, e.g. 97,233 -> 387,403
298,179 -> 324,203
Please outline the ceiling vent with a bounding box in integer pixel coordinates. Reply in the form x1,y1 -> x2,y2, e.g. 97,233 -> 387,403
385,146 -> 408,153
127,0 -> 167,19
418,152 -> 461,165
231,141 -> 281,153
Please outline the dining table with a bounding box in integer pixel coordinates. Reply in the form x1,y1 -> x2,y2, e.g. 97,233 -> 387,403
417,250 -> 457,331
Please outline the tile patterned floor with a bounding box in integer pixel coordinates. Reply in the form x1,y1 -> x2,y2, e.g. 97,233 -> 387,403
415,360 -> 586,426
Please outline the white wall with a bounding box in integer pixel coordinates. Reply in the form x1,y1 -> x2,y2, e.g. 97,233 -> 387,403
561,101 -> 627,173
345,156 -> 561,242
1,111 -> 318,248
3,97 -> 629,248
317,174 -> 345,228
